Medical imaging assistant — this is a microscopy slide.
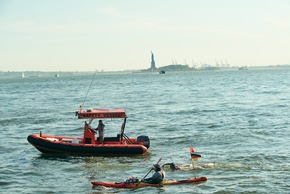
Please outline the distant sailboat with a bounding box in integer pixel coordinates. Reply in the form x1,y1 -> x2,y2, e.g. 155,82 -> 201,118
21,72 -> 25,78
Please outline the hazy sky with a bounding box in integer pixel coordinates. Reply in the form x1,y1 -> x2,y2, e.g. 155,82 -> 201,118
1,0 -> 290,72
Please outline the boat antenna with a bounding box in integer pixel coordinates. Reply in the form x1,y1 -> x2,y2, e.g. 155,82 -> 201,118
81,70 -> 97,108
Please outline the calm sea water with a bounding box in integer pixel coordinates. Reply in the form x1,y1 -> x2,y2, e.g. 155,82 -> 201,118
0,68 -> 289,194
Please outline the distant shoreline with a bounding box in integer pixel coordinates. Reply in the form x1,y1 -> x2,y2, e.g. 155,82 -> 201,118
0,64 -> 289,75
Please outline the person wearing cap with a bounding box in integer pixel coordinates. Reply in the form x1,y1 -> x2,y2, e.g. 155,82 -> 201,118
162,162 -> 181,170
95,120 -> 105,143
142,164 -> 165,184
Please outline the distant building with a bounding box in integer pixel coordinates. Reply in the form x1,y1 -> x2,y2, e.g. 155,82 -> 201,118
150,51 -> 157,71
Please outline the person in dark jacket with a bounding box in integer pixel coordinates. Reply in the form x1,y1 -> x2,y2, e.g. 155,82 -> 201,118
142,164 -> 165,184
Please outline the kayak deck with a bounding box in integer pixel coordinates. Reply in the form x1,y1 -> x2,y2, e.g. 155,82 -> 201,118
91,177 -> 207,188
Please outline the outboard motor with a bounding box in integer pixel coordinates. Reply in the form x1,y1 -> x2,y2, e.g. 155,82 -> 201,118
137,135 -> 150,149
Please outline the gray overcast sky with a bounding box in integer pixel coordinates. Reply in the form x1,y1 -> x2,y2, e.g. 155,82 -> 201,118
1,0 -> 290,72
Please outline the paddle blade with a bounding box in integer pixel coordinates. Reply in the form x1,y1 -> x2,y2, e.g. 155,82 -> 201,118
157,157 -> 162,164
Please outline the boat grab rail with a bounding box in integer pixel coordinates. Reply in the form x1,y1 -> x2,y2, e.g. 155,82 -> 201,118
122,133 -> 134,144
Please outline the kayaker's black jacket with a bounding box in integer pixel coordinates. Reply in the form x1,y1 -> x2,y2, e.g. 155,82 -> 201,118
143,171 -> 164,184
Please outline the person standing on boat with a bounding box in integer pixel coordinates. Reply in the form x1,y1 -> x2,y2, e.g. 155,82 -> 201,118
96,120 -> 105,143
142,164 -> 165,184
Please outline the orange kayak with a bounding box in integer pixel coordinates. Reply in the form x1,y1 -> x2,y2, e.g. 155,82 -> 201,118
91,177 -> 207,188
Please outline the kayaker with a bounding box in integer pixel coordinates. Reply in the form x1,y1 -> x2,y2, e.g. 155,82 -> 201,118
162,162 -> 181,170
96,120 -> 105,143
142,164 -> 165,184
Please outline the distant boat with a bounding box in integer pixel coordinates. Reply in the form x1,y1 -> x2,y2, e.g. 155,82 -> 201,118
21,72 -> 25,78
159,70 -> 165,74
55,74 -> 60,77
238,66 -> 248,70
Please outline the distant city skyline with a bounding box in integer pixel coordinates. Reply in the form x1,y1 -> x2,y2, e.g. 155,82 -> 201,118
1,0 -> 290,72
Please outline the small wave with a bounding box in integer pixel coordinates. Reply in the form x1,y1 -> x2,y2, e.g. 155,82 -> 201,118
0,181 -> 12,186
